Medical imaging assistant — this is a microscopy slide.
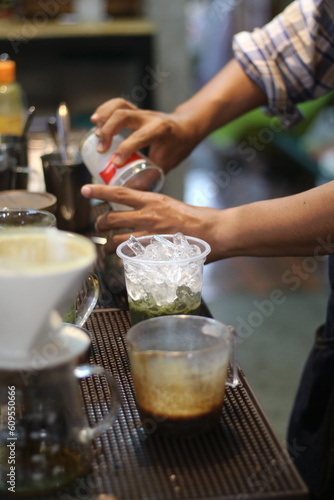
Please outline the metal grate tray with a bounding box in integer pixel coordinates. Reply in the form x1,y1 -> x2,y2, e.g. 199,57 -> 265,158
11,312 -> 309,500
73,309 -> 309,500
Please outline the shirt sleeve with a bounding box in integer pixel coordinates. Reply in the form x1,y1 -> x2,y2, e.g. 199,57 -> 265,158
233,0 -> 334,127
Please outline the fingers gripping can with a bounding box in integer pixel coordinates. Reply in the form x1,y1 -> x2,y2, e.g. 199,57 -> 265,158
79,129 -> 164,210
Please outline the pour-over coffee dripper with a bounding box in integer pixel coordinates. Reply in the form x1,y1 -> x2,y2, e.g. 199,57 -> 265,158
0,227 -> 97,367
0,228 -> 120,496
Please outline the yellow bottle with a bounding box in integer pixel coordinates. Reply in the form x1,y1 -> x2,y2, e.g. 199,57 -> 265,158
0,59 -> 26,136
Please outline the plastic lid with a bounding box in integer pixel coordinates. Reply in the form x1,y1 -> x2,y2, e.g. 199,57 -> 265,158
0,60 -> 16,83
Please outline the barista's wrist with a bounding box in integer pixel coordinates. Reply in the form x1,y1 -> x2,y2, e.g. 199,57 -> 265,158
172,101 -> 217,145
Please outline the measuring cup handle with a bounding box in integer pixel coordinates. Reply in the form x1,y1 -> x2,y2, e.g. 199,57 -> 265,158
74,364 -> 120,441
226,326 -> 239,387
75,273 -> 100,327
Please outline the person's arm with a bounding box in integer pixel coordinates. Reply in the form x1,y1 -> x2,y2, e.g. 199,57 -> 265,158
219,181 -> 334,259
173,58 -> 267,142
233,0 -> 334,127
81,181 -> 334,262
90,59 -> 267,173
92,0 -> 334,170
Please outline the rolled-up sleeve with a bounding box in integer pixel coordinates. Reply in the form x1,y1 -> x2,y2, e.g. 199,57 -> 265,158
233,0 -> 334,127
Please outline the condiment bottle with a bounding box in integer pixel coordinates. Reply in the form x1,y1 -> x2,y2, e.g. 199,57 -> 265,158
0,57 -> 27,136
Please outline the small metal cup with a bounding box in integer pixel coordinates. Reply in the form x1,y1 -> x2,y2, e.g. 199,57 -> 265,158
0,135 -> 30,190
41,152 -> 92,233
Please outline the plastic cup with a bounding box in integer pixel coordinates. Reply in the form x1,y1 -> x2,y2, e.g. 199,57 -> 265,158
116,234 -> 211,324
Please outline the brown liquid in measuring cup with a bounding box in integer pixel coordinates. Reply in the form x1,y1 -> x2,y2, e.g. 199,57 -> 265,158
137,403 -> 223,437
131,356 -> 227,437
128,326 -> 229,438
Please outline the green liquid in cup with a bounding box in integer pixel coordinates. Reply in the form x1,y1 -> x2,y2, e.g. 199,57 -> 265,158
128,286 -> 201,325
62,302 -> 76,324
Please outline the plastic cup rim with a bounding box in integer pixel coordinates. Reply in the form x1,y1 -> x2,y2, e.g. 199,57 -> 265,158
116,234 -> 211,265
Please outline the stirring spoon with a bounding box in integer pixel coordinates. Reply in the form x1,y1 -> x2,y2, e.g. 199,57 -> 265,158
22,105 -> 36,137
56,102 -> 70,164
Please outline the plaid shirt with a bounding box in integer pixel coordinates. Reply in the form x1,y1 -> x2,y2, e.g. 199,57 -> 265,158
233,0 -> 334,127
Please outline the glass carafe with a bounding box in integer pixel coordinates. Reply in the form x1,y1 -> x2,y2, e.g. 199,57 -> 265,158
0,347 -> 119,497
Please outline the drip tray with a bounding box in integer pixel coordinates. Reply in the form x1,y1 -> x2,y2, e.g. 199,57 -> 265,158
75,309 -> 309,500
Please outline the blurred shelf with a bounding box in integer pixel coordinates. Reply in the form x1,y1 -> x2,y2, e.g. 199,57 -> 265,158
0,17 -> 156,120
0,17 -> 156,39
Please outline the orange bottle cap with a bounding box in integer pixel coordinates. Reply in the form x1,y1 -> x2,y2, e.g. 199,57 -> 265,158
0,60 -> 16,83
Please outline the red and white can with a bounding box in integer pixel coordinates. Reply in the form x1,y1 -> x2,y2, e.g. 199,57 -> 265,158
79,129 -> 164,211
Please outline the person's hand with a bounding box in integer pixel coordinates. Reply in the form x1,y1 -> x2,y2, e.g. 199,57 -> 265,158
90,98 -> 201,174
81,184 -> 223,262
90,60 -> 268,174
